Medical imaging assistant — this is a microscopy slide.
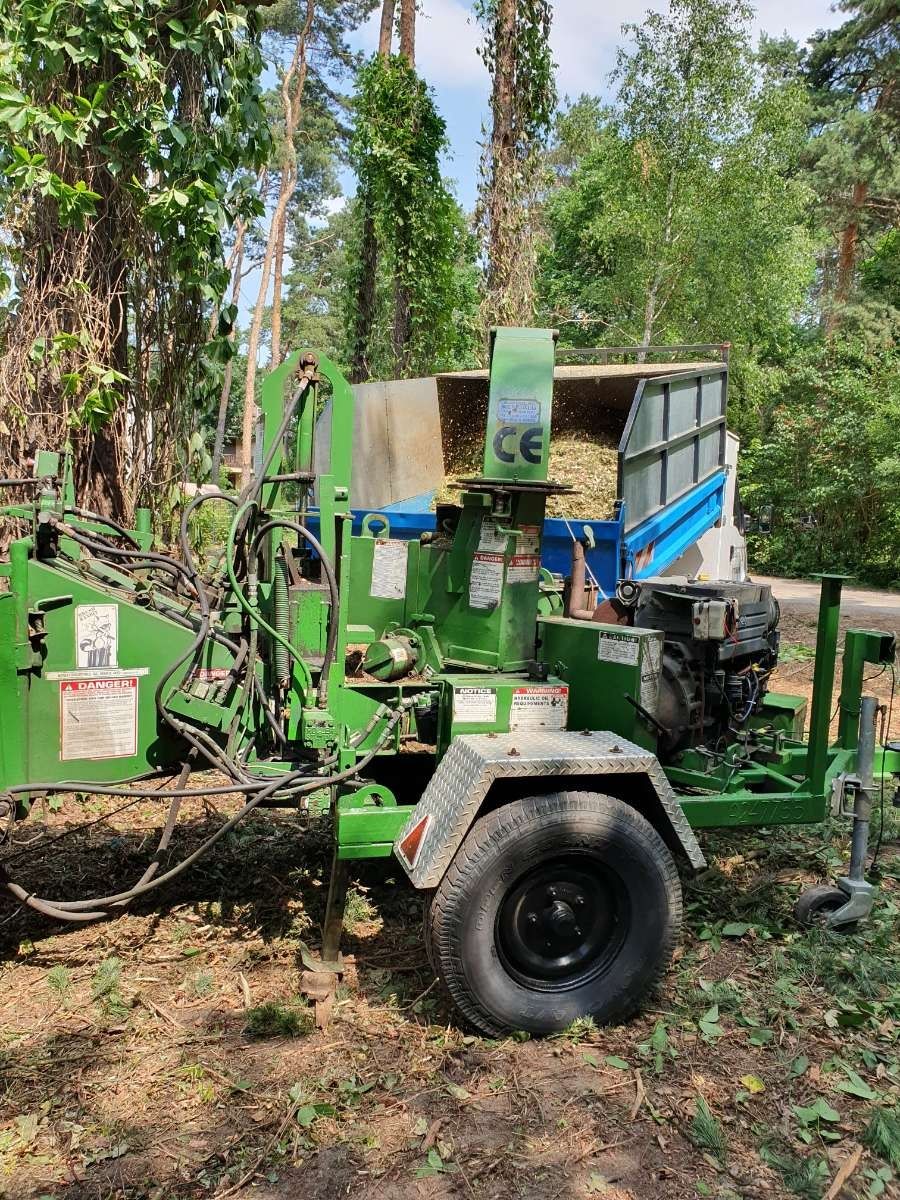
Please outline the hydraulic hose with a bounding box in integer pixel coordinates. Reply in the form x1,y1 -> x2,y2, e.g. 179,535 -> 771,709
1,703 -> 411,921
65,507 -> 141,549
249,519 -> 340,708
225,502 -> 314,700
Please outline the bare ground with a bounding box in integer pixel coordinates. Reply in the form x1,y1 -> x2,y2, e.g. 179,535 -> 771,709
2,590 -> 900,1200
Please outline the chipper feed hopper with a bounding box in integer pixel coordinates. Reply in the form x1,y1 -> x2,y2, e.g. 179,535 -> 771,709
1,329 -> 898,1036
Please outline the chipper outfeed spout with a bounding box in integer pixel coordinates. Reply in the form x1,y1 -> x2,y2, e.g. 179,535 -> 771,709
1,329 -> 897,1035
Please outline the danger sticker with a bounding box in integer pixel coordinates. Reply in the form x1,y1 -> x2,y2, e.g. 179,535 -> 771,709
510,686 -> 569,730
507,554 -> 541,584
469,552 -> 505,610
60,676 -> 138,761
370,538 -> 408,600
598,633 -> 641,666
453,687 -> 498,723
75,603 -> 118,669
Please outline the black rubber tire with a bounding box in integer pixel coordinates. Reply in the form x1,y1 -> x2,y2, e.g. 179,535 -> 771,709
793,884 -> 856,931
425,791 -> 682,1037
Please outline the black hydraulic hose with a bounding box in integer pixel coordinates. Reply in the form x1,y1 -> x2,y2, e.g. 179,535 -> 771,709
65,507 -> 141,549
2,704 -> 410,921
0,478 -> 41,488
50,520 -> 200,601
236,377 -> 311,511
178,490 -> 239,583
249,518 -> 339,708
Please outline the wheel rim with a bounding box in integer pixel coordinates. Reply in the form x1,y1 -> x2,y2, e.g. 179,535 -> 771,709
495,853 -> 629,992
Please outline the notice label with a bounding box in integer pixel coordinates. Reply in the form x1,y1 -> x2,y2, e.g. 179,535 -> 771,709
478,517 -> 509,553
370,539 -> 408,600
597,632 -> 641,667
497,399 -> 540,423
510,685 -> 569,730
469,552 -> 505,610
517,524 -> 541,556
75,604 -> 118,669
60,676 -> 138,761
453,687 -> 498,724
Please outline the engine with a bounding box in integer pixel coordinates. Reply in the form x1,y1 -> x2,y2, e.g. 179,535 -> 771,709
630,578 -> 780,758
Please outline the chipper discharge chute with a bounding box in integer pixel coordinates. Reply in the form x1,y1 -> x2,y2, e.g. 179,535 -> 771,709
1,329 -> 897,1036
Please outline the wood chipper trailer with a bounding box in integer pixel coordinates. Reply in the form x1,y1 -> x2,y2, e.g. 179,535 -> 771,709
0,328 -> 897,1036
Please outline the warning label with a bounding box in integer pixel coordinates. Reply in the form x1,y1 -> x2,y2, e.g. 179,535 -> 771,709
370,539 -> 408,600
75,604 -> 118,669
60,676 -> 138,761
469,552 -> 505,610
598,632 -> 641,667
507,554 -> 541,584
478,517 -> 509,553
453,687 -> 498,724
640,638 -> 662,714
517,524 -> 541,556
510,686 -> 569,730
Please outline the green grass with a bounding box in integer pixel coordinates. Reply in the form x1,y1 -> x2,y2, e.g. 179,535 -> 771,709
244,1000 -> 313,1039
864,1108 -> 900,1171
690,1097 -> 728,1163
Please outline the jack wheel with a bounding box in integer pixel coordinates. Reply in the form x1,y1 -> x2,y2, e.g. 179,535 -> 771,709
794,884 -> 856,931
425,791 -> 682,1037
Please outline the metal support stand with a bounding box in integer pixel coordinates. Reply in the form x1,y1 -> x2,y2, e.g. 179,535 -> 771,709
828,695 -> 878,929
299,849 -> 349,1027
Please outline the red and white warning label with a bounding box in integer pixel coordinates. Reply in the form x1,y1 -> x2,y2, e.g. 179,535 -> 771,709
509,685 -> 569,731
507,524 -> 541,583
469,552 -> 505,609
59,676 -> 138,761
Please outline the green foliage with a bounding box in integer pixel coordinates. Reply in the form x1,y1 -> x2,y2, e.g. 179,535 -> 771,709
538,0 -> 813,350
865,1108 -> 900,1171
348,52 -> 482,374
0,0 -> 269,514
690,1096 -> 728,1162
346,54 -> 479,377
244,999 -> 313,1039
739,333 -> 900,585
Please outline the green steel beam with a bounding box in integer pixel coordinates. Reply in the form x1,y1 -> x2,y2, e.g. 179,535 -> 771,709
806,575 -> 847,795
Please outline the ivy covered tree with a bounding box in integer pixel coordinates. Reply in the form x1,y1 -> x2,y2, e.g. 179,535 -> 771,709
476,0 -> 556,329
0,0 -> 269,518
346,39 -> 479,379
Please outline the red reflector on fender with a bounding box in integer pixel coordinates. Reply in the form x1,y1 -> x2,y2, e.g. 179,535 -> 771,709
398,815 -> 430,868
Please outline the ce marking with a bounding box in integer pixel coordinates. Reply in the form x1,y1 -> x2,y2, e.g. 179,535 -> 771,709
492,425 -> 544,465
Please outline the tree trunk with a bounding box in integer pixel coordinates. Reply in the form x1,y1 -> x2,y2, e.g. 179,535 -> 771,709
639,164 -> 677,356
826,179 -> 869,334
378,0 -> 395,57
398,0 -> 415,64
484,0 -> 520,327
270,204 -> 287,367
350,0 -> 396,384
211,217 -> 247,483
240,5 -> 313,486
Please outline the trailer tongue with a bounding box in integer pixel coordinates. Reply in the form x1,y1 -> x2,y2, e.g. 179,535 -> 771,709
1,329 -> 896,1034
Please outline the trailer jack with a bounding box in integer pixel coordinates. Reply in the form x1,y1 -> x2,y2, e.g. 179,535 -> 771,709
795,695 -> 880,930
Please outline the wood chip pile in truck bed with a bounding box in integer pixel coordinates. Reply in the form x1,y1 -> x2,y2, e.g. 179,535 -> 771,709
433,433 -> 619,520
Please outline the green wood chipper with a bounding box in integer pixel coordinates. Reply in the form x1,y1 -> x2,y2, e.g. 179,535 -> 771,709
1,328 -> 897,1035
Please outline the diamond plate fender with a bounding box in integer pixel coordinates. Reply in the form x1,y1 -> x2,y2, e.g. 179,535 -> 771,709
394,731 -> 706,888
